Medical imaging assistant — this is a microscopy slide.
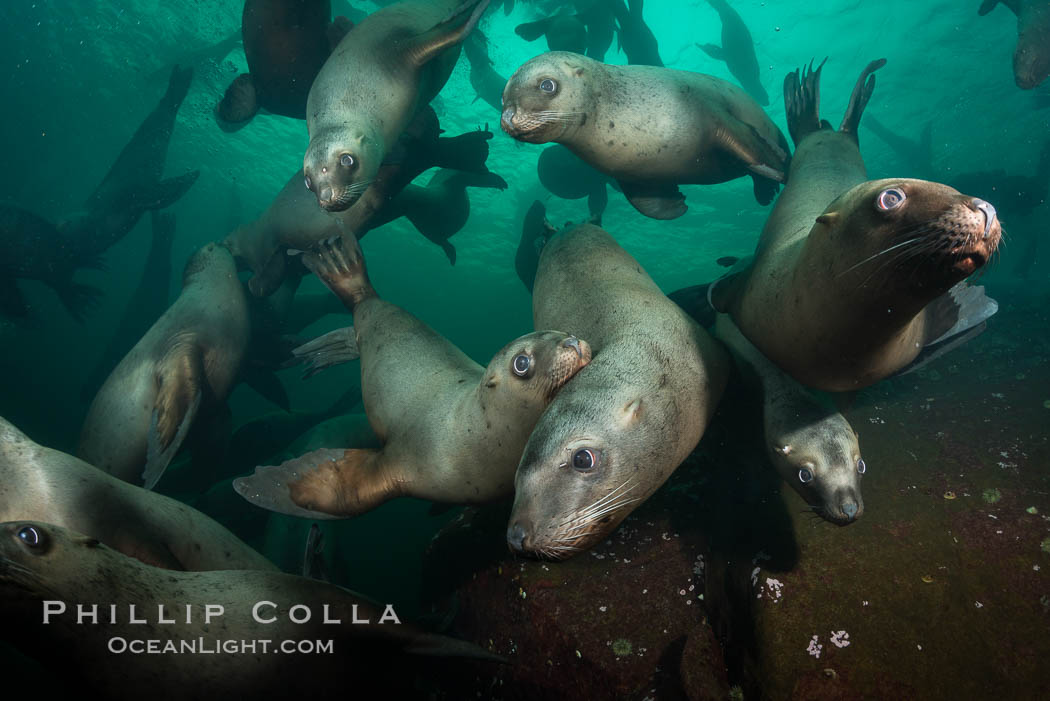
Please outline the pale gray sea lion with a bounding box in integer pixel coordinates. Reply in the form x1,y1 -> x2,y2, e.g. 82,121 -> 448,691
507,223 -> 730,559
712,315 -> 864,525
303,0 -> 490,211
235,235 -> 591,518
0,521 -> 502,699
716,59 -> 1003,392
500,51 -> 789,219
0,416 -> 275,570
78,243 -> 250,489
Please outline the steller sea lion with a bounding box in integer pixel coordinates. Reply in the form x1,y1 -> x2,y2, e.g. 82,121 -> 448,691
78,243 -> 250,490
234,235 -> 591,518
716,59 -> 1003,392
712,315 -> 864,525
507,223 -> 729,559
0,416 -> 275,571
216,0 -> 351,129
979,0 -> 1050,89
303,0 -> 490,211
500,51 -> 789,219
0,520 -> 502,699
698,0 -> 768,105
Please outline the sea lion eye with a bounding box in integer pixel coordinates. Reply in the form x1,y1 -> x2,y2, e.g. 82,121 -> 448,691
857,458 -> 866,474
877,188 -> 906,211
512,353 -> 532,376
571,448 -> 597,471
340,153 -> 355,168
540,79 -> 557,93
304,175 -> 312,190
17,525 -> 44,548
798,468 -> 814,484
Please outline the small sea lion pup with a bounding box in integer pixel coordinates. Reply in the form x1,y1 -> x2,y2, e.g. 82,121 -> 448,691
979,0 -> 1050,89
304,0 -> 490,211
235,235 -> 591,518
500,50 -> 790,219
712,315 -> 864,525
0,416 -> 274,571
0,521 -> 502,699
716,59 -> 1002,392
507,224 -> 730,560
78,243 -> 250,489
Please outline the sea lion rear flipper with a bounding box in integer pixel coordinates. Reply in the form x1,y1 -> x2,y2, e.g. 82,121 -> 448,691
247,249 -> 288,298
977,0 -> 1002,16
406,0 -> 491,67
429,129 -> 494,173
516,200 -> 555,292
696,42 -> 725,61
515,17 -> 552,42
53,279 -> 103,322
144,343 -> 205,490
292,326 -> 360,379
618,180 -> 687,219
439,240 -> 457,266
838,59 -> 887,140
784,58 -> 827,147
234,447 -> 393,518
163,65 -> 194,108
133,171 -> 201,212
750,174 -> 779,206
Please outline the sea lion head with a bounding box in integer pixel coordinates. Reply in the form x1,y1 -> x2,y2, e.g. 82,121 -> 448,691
507,372 -> 662,560
769,417 -> 865,526
814,178 -> 1001,296
303,127 -> 382,212
501,51 -> 595,143
214,74 -> 257,132
0,522 -> 101,597
481,331 -> 592,407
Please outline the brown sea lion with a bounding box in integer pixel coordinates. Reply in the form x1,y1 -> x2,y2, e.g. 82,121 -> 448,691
717,59 -> 1002,392
78,243 -> 250,489
303,0 -> 489,211
0,416 -> 274,571
235,235 -> 591,518
0,521 -> 501,699
979,0 -> 1050,89
216,0 -> 352,129
712,315 -> 864,525
507,223 -> 729,559
500,51 -> 789,219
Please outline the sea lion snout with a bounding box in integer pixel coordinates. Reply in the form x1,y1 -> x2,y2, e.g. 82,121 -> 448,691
501,107 -> 516,132
506,522 -> 529,552
972,198 -> 997,240
562,336 -> 583,358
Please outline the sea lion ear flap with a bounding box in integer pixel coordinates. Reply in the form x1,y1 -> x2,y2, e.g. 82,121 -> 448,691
574,66 -> 585,77
620,398 -> 644,426
815,212 -> 839,227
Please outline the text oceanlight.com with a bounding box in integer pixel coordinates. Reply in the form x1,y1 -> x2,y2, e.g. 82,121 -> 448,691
107,638 -> 335,655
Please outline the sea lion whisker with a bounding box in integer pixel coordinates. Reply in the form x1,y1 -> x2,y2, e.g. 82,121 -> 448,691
571,496 -> 641,527
838,236 -> 925,277
556,478 -> 635,527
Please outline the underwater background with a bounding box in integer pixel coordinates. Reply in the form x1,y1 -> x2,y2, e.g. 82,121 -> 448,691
0,0 -> 1048,697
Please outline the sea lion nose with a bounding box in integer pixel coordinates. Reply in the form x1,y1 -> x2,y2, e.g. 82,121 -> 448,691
562,336 -> 582,358
319,186 -> 333,204
841,501 -> 859,521
507,523 -> 528,552
501,108 -> 516,130
972,199 -> 997,239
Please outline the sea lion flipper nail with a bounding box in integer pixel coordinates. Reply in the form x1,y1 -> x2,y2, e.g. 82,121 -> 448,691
617,180 -> 687,220
292,326 -> 361,378
406,0 -> 490,67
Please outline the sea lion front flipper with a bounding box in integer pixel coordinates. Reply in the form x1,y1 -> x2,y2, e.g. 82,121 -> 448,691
302,523 -> 330,582
977,0 -> 1003,16
697,42 -> 725,61
896,282 -> 998,376
292,326 -> 360,379
617,180 -> 687,219
429,128 -> 494,173
405,0 -> 491,67
439,240 -> 457,266
247,249 -> 288,298
53,279 -> 103,323
235,447 -> 397,518
587,182 -> 608,221
144,342 -> 204,490
838,58 -> 886,140
216,73 -> 258,130
515,17 -> 552,42
240,366 -> 291,411
131,170 -> 201,212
